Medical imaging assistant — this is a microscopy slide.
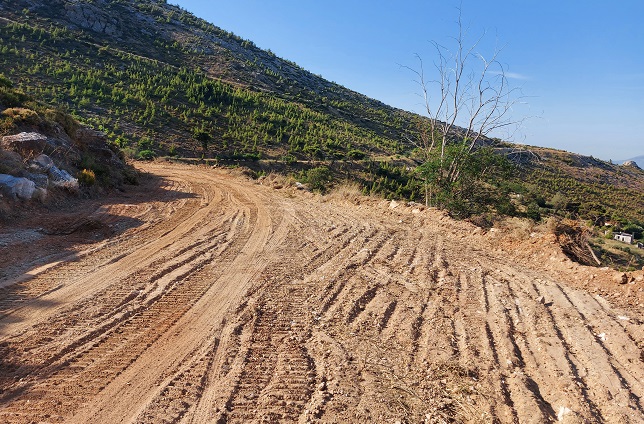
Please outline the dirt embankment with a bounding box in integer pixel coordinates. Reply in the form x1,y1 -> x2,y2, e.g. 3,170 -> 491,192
0,162 -> 642,423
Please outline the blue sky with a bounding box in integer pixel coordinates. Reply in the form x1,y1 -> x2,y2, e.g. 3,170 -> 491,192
171,1 -> 644,161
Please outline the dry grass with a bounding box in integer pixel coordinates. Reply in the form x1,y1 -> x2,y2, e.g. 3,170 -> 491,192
257,172 -> 296,190
1,107 -> 41,126
492,216 -> 536,238
325,181 -> 367,205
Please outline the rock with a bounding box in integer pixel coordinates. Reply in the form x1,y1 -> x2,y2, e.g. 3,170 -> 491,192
621,160 -> 641,169
1,132 -> 48,156
33,187 -> 47,202
389,200 -> 399,209
64,1 -> 123,37
615,273 -> 629,285
0,174 -> 36,200
25,172 -> 49,189
32,154 -> 55,172
49,166 -> 79,190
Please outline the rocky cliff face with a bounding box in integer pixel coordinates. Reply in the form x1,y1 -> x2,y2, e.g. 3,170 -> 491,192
63,0 -> 123,37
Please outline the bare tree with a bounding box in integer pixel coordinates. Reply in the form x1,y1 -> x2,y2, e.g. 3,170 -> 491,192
404,11 -> 526,208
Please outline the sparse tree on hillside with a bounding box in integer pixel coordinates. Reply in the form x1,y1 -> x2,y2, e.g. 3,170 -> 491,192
405,11 -> 526,210
193,128 -> 211,156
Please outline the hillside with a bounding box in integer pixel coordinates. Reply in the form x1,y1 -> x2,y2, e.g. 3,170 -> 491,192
1,0 -> 643,227
0,0 -> 417,161
1,2 -> 643,422
0,75 -> 135,220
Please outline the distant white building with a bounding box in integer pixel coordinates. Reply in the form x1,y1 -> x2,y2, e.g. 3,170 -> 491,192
614,232 -> 634,244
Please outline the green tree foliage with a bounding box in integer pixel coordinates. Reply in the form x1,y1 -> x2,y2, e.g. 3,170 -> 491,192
300,166 -> 333,193
0,73 -> 13,88
622,224 -> 643,240
193,128 -> 211,154
416,144 -> 515,218
0,20 -> 406,161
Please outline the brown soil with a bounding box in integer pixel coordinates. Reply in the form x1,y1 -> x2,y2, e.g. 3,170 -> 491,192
0,161 -> 642,423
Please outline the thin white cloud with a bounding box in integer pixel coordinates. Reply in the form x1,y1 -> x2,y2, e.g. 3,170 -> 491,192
505,72 -> 531,81
489,70 -> 531,81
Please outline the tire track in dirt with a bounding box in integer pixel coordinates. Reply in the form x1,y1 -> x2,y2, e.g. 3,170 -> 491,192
192,216 -> 392,422
1,163 -> 642,423
535,280 -> 643,421
65,169 -> 290,424
0,165 -> 285,423
0,185 -> 235,373
0,172 -> 218,335
0,175 -> 194,290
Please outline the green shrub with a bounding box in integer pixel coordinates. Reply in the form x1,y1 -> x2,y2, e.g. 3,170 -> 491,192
137,149 -> 156,160
526,202 -> 541,221
0,73 -> 13,88
281,154 -> 296,164
301,166 -> 332,193
44,108 -> 79,138
77,168 -> 96,186
0,87 -> 28,108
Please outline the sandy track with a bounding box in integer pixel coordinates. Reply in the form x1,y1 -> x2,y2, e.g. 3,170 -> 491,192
0,162 -> 642,423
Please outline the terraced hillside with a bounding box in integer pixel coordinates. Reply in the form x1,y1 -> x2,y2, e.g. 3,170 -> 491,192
0,161 -> 641,423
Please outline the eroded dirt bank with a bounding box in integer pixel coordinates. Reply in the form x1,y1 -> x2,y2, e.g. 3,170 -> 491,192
0,162 -> 642,423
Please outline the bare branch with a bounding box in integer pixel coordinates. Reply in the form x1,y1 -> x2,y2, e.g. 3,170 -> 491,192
404,8 -> 528,206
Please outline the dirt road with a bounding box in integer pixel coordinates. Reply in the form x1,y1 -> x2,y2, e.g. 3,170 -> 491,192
0,162 -> 642,423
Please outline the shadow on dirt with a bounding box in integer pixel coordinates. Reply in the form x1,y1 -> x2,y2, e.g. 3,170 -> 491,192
0,171 -> 200,407
0,171 -> 198,323
0,172 -> 197,285
0,297 -> 60,405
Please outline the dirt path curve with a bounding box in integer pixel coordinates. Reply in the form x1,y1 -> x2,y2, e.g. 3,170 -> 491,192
0,162 -> 642,423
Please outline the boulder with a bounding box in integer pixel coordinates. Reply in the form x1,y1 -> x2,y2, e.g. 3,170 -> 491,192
622,160 -> 641,169
0,174 -> 36,200
1,132 -> 48,156
25,172 -> 49,189
32,154 -> 55,172
49,165 -> 79,190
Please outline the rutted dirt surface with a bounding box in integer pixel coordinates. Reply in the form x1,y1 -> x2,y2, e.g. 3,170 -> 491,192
0,162 -> 642,423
